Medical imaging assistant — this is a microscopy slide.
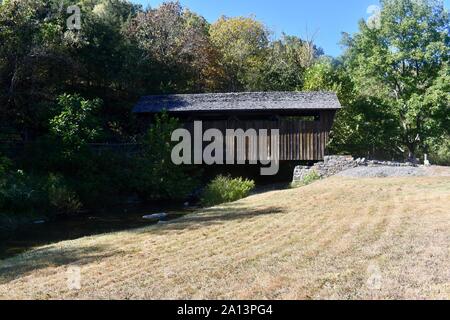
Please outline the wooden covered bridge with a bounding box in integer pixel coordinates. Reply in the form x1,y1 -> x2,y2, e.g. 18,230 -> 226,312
133,92 -> 342,161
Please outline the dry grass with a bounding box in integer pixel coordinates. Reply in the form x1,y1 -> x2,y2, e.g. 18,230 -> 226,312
0,176 -> 449,300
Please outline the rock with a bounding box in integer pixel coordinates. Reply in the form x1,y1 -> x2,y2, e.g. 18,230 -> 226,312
142,213 -> 168,221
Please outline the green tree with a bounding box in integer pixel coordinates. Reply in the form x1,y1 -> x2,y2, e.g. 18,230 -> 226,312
303,58 -> 353,103
209,16 -> 269,91
125,2 -> 217,93
50,94 -> 102,154
261,34 -> 322,91
303,57 -> 402,158
343,0 -> 449,159
0,0 -> 71,137
133,112 -> 198,200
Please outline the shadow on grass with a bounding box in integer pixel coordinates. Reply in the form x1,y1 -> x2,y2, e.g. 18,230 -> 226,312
139,204 -> 287,234
0,243 -> 124,285
0,203 -> 285,284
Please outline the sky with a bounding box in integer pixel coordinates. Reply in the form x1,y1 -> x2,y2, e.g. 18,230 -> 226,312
133,0 -> 450,57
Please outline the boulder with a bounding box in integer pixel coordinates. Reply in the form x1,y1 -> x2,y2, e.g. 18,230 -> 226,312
142,213 -> 168,221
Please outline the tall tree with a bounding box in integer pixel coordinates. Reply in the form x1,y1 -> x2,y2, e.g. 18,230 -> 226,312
125,2 -> 218,93
209,16 -> 269,91
260,34 -> 323,91
343,0 -> 449,159
302,58 -> 400,158
0,0 -> 73,138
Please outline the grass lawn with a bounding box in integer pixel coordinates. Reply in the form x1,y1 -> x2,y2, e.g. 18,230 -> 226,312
0,176 -> 449,299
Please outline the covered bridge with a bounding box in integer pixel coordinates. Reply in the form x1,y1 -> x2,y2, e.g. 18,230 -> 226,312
133,91 -> 342,161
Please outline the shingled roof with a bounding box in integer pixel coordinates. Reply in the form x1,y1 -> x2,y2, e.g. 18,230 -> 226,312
133,91 -> 341,113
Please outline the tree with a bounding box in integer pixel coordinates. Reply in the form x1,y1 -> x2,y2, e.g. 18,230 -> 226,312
50,94 -> 102,154
260,34 -> 322,91
125,2 -> 218,93
0,0 -> 139,140
303,58 -> 353,102
133,112 -> 198,200
302,57 -> 404,158
209,16 -> 269,91
343,0 -> 449,159
0,0 -> 72,137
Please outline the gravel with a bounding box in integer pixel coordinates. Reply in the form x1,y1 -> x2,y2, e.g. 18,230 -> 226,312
337,166 -> 426,178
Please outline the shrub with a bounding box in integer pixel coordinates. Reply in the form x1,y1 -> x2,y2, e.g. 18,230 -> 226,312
201,175 -> 255,207
428,136 -> 450,166
0,163 -> 81,217
0,154 -> 12,177
46,174 -> 82,214
0,170 -> 47,213
291,170 -> 321,188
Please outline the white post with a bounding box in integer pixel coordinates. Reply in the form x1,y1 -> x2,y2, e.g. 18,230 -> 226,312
424,154 -> 430,167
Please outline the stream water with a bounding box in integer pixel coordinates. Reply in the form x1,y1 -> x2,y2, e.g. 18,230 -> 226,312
0,203 -> 190,260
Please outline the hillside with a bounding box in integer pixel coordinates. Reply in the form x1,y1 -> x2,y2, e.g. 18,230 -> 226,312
0,176 -> 449,299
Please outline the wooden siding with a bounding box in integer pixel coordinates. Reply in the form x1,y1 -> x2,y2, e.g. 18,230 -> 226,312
183,111 -> 336,161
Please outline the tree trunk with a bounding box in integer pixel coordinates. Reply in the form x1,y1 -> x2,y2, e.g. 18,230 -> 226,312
406,143 -> 417,164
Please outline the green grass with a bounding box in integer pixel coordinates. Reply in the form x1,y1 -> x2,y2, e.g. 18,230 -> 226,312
291,170 -> 321,188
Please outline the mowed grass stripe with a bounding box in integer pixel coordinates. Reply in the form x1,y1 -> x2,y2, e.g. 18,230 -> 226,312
0,176 -> 449,299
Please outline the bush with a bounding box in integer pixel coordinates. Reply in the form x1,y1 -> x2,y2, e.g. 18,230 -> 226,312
46,174 -> 82,215
0,156 -> 81,216
201,175 -> 255,207
291,170 -> 321,188
0,154 -> 12,177
428,136 -> 450,166
0,170 -> 47,214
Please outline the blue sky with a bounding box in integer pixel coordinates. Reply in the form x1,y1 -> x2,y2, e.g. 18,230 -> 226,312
133,0 -> 450,57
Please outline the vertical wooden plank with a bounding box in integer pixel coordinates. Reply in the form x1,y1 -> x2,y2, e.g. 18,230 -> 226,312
302,121 -> 306,161
297,120 -> 301,160
290,121 -> 293,161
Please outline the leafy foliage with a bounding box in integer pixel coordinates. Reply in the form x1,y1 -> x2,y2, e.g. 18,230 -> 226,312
0,169 -> 47,214
428,135 -> 450,165
209,16 -> 270,91
261,34 -> 322,91
201,175 -> 255,207
341,0 -> 449,158
50,94 -> 102,154
133,112 -> 198,201
46,173 -> 82,214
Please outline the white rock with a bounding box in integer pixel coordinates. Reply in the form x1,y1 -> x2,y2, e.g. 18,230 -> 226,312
143,213 -> 168,220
